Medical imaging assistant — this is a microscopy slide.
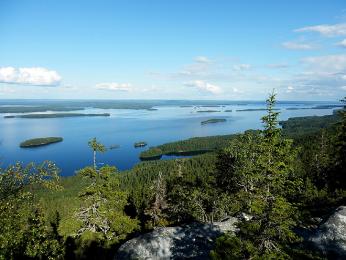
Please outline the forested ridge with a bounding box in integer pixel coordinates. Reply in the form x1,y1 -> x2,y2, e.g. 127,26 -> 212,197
1,94 -> 345,259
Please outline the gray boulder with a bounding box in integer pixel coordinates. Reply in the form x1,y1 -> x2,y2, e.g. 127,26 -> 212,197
310,206 -> 346,257
115,217 -> 237,260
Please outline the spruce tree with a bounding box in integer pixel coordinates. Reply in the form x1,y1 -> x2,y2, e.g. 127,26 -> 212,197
333,97 -> 346,190
212,92 -> 302,259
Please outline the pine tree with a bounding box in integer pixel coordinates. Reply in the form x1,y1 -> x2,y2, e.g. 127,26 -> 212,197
88,138 -> 106,170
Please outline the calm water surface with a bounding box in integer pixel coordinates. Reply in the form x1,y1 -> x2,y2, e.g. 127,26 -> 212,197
0,101 -> 338,176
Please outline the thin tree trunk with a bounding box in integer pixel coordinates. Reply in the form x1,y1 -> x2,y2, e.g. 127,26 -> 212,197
93,150 -> 96,170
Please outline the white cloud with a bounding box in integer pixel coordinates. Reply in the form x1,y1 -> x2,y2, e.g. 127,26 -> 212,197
232,87 -> 245,94
337,39 -> 346,48
286,86 -> 294,93
184,80 -> 222,94
301,54 -> 346,73
294,23 -> 346,37
341,86 -> 346,91
282,41 -> 316,50
0,67 -> 61,86
95,82 -> 133,91
233,64 -> 251,71
194,56 -> 211,64
280,54 -> 346,97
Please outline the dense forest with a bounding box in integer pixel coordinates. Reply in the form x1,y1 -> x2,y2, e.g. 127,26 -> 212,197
1,94 -> 345,259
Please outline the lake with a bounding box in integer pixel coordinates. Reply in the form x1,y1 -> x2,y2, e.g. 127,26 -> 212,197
0,100 -> 340,176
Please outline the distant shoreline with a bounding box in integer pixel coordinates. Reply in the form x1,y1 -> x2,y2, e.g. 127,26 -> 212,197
4,113 -> 110,119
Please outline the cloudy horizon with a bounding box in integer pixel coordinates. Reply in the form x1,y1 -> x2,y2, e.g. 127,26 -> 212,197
0,1 -> 345,101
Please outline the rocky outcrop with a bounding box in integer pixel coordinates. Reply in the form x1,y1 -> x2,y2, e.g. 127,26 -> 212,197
310,206 -> 346,258
115,217 -> 237,260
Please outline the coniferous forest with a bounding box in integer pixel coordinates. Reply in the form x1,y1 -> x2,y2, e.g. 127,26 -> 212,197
1,94 -> 345,259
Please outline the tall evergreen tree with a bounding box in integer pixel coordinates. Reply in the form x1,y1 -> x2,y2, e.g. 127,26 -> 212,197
333,97 -> 346,190
212,92 -> 302,259
88,138 -> 106,170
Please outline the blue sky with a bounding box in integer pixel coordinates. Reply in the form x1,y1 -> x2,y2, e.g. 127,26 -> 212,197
0,0 -> 345,100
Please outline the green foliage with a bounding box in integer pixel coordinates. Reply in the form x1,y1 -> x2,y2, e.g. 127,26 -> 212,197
20,137 -> 63,148
0,161 -> 62,260
280,114 -> 339,137
332,97 -> 346,190
75,166 -> 138,245
212,92 -> 303,258
144,172 -> 169,229
140,134 -> 237,159
88,137 -> 106,153
23,207 -> 64,259
2,97 -> 345,259
88,137 -> 106,170
201,118 -> 227,125
10,113 -> 110,119
166,160 -> 230,223
120,153 -> 219,225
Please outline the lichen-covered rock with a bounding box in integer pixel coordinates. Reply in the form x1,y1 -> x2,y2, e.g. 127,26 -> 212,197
310,206 -> 346,257
115,218 -> 237,260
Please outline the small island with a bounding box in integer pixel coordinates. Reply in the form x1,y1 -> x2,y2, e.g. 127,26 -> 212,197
236,108 -> 280,112
196,110 -> 221,113
224,109 -> 232,112
286,107 -> 311,110
5,113 -> 110,119
109,144 -> 120,149
134,141 -> 147,148
201,118 -> 227,125
20,137 -> 63,148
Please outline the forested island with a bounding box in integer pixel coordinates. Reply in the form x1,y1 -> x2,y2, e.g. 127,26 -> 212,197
20,137 -> 63,148
197,110 -> 221,113
5,113 -> 110,119
286,105 -> 344,110
201,118 -> 227,125
236,108 -> 281,112
1,94 -> 346,259
134,141 -> 147,148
